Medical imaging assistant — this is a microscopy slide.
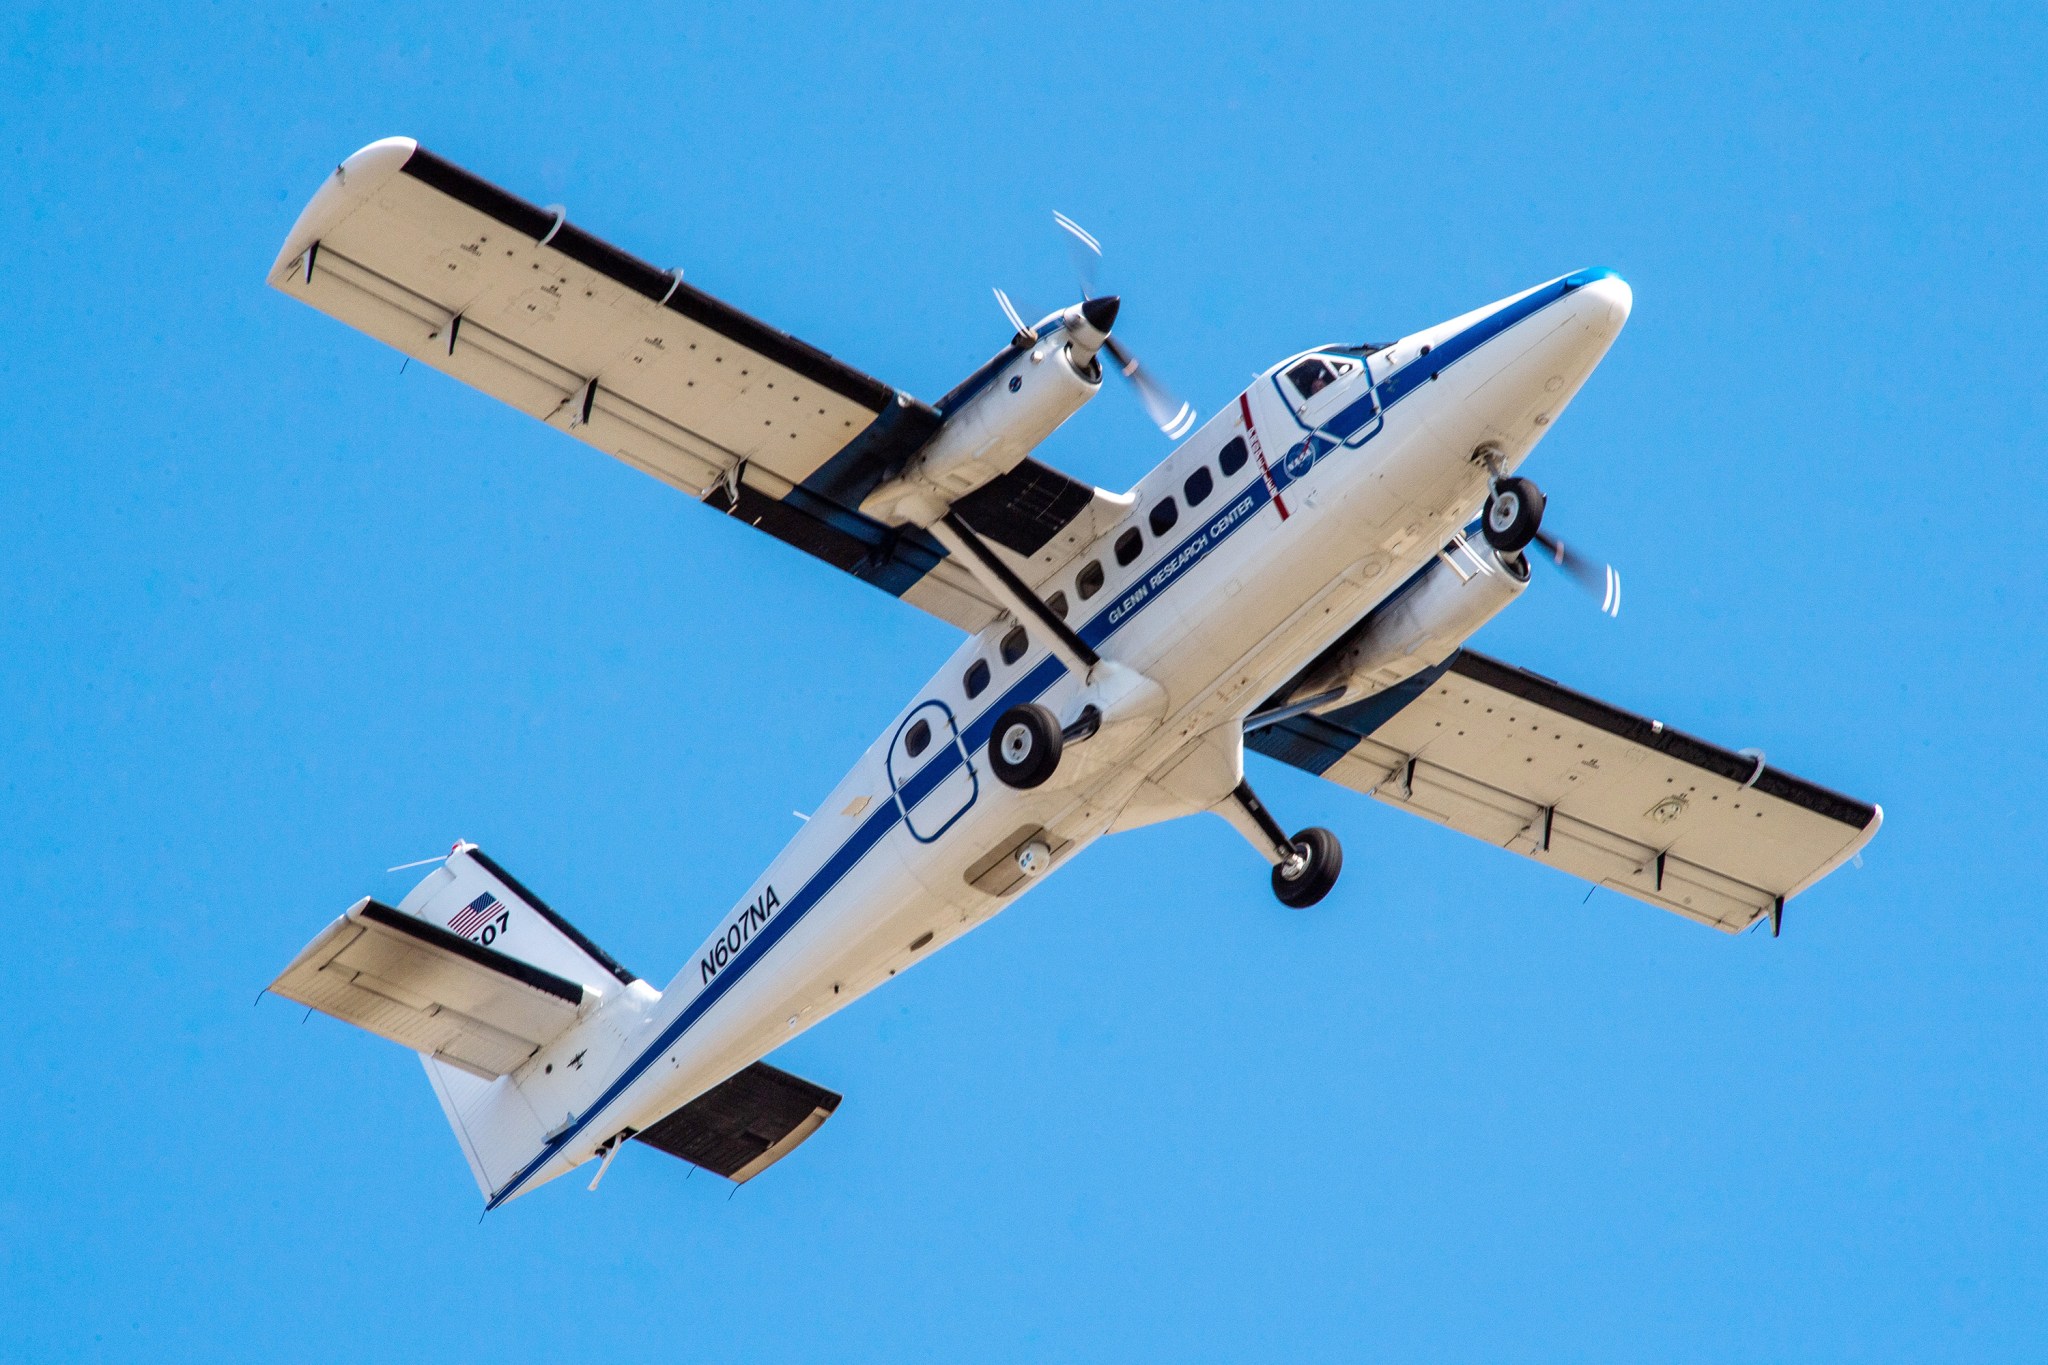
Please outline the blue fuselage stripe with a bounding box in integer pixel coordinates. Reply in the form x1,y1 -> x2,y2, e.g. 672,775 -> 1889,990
1378,276 -> 1577,411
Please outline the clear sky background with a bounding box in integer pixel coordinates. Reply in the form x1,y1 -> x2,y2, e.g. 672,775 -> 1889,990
4,2 -> 2044,1360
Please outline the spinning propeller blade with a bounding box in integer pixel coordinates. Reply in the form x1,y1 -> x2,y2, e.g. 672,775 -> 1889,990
992,286 -> 1033,341
1053,210 -> 1103,297
1051,210 -> 1195,440
1532,529 -> 1622,617
1104,335 -> 1197,439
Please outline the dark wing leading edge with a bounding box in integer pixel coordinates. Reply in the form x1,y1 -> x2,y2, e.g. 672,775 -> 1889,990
1247,650 -> 1881,933
269,137 -> 1109,631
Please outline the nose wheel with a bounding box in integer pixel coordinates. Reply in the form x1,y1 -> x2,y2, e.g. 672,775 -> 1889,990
986,702 -> 1106,789
1482,476 -> 1546,553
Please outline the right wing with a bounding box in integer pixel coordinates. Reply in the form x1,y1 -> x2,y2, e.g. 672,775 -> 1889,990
1248,650 -> 1880,933
268,138 -> 1111,631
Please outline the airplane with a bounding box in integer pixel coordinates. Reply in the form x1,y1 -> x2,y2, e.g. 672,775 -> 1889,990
264,137 -> 1881,1210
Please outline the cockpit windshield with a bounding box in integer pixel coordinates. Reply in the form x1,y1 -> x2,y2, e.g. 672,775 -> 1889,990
1287,358 -> 1336,398
1285,356 -> 1358,404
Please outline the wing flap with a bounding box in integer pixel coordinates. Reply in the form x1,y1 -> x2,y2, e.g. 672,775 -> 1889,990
270,898 -> 586,1078
1249,650 -> 1880,932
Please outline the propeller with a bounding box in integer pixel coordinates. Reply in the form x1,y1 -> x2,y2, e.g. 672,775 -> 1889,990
992,286 -> 1034,344
1053,211 -> 1102,295
1531,528 -> 1622,617
1485,471 -> 1621,618
1102,334 -> 1197,438
1039,210 -> 1195,440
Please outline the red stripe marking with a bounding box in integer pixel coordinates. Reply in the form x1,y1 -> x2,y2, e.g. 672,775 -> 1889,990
1238,392 -> 1289,521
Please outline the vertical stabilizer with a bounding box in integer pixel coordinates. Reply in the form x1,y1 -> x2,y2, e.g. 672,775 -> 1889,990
423,1056 -> 552,1198
396,844 -> 637,993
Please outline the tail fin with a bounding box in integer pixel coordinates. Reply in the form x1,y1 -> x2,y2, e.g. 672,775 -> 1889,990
421,1054 -> 549,1199
395,844 -> 637,993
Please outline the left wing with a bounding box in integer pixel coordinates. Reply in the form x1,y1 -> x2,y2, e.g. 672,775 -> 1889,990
269,137 -> 1092,631
1247,650 -> 1880,933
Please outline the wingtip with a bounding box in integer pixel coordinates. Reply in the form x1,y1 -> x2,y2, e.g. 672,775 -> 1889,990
268,136 -> 421,284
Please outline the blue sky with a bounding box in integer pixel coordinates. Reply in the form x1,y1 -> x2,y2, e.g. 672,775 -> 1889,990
4,1 -> 2044,1359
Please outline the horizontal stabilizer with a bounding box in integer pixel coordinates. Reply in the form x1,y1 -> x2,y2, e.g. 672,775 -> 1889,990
270,898 -> 586,1077
634,1062 -> 841,1183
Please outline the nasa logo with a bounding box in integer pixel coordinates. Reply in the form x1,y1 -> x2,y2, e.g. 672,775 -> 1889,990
1283,438 -> 1316,481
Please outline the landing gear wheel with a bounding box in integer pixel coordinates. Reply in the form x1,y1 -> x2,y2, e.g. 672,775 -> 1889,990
988,703 -> 1063,789
1271,826 -> 1343,908
1482,476 -> 1546,553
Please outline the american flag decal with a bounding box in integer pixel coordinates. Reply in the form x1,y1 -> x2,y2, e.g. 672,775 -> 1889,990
448,892 -> 505,939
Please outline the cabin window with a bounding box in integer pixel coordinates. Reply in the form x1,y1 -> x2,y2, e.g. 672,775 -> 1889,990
1115,527 -> 1142,566
1184,466 -> 1213,506
1219,436 -> 1248,476
1287,357 -> 1336,399
1046,590 -> 1069,620
904,719 -> 931,758
1000,625 -> 1028,664
963,659 -> 990,698
1149,498 -> 1179,536
1076,560 -> 1105,600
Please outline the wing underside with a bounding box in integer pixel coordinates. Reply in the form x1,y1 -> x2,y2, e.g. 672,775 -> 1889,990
269,138 -> 1115,631
1248,650 -> 1880,932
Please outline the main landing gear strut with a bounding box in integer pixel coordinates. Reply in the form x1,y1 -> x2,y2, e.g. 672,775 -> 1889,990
1225,779 -> 1343,908
930,506 -> 1335,907
923,510 -> 1120,794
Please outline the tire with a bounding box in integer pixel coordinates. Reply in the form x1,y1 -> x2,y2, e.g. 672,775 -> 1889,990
988,704 -> 1063,789
1481,476 -> 1545,553
1271,826 -> 1343,908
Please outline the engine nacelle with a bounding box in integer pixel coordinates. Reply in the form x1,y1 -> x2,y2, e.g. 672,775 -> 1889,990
1282,538 -> 1528,710
860,303 -> 1114,526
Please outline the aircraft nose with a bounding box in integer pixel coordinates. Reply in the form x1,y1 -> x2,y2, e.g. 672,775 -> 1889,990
1450,268 -> 1632,444
1565,267 -> 1632,337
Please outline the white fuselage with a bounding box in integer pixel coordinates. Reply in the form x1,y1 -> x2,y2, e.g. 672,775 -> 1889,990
487,268 -> 1633,1206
